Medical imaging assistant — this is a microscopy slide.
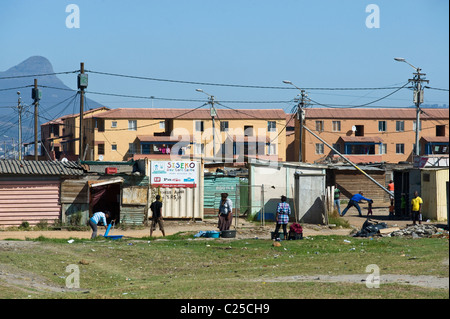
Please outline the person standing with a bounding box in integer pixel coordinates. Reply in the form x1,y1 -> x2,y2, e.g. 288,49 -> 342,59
341,192 -> 372,217
150,195 -> 165,237
89,211 -> 110,239
388,180 -> 395,206
274,195 -> 291,240
411,191 -> 423,225
334,184 -> 341,216
218,193 -> 233,231
400,193 -> 407,217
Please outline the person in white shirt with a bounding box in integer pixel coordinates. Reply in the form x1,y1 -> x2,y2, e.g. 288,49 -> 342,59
89,211 -> 110,239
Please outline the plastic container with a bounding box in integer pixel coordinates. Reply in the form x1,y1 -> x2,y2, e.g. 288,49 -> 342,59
204,231 -> 220,238
220,230 -> 236,238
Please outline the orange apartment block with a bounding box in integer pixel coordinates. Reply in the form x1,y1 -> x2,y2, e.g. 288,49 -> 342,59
40,107 -> 110,160
293,108 -> 449,164
82,108 -> 288,163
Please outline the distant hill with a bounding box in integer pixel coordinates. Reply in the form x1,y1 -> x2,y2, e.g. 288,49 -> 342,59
0,56 -> 104,155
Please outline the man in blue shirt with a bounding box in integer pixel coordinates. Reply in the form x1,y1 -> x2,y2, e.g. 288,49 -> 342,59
89,211 -> 110,239
341,192 -> 372,217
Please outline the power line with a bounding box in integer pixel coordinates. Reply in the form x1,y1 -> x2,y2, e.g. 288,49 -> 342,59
425,86 -> 450,92
36,85 -> 294,104
85,69 -> 409,91
307,82 -> 411,108
0,70 -> 78,80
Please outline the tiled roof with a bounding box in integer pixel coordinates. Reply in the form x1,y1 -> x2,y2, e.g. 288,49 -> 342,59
90,108 -> 287,120
0,160 -> 85,176
305,108 -> 449,119
420,136 -> 449,143
41,107 -> 110,126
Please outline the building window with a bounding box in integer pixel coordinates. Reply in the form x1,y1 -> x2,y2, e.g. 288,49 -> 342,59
244,126 -> 253,136
112,144 -> 117,151
111,121 -> 117,128
159,121 -> 165,129
436,125 -> 446,137
332,121 -> 341,132
128,143 -> 136,154
379,143 -> 387,154
195,121 -> 204,132
355,125 -> 364,136
396,121 -> 404,132
220,121 -> 229,132
315,143 -> 324,154
315,121 -> 324,132
378,121 -> 387,132
267,143 -> 276,155
268,121 -> 276,132
98,144 -> 105,155
128,120 -> 137,131
396,143 -> 405,154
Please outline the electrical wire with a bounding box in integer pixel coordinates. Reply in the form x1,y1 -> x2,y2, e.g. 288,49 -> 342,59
307,82 -> 411,109
0,70 -> 79,80
85,69 -> 409,91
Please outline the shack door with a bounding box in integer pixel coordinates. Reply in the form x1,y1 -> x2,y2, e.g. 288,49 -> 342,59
89,179 -> 122,224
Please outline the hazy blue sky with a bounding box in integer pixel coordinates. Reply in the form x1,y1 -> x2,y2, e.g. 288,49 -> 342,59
1,0 -> 448,111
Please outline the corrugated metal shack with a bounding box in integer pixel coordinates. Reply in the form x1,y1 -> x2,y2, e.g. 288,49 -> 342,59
61,160 -> 149,226
0,160 -> 85,227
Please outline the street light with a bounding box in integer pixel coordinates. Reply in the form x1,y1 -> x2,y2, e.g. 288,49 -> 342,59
394,57 -> 429,158
196,89 -> 217,161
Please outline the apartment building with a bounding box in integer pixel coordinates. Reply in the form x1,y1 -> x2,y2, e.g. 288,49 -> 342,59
40,107 -> 110,160
83,108 -> 287,162
293,108 -> 449,164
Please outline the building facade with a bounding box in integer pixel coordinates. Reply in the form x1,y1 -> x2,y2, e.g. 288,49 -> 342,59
294,108 -> 449,164
83,108 -> 288,163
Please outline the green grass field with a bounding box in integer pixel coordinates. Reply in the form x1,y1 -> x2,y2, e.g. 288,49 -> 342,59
0,234 -> 448,299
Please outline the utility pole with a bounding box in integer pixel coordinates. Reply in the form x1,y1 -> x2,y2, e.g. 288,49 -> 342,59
410,69 -> 429,157
78,62 -> 88,161
297,90 -> 308,162
17,91 -> 23,160
196,89 -> 217,161
32,79 -> 41,161
394,58 -> 429,158
210,95 -> 217,161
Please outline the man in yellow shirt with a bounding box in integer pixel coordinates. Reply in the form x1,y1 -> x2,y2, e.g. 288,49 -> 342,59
411,191 -> 423,225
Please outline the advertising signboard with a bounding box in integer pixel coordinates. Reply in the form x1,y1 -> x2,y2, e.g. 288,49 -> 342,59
151,161 -> 198,188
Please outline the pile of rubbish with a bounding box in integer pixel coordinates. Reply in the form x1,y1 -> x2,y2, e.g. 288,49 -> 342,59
353,219 -> 449,238
389,224 -> 449,238
353,219 -> 387,237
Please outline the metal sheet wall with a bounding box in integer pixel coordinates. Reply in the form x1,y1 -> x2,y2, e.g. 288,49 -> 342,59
0,180 -> 61,227
204,176 -> 241,209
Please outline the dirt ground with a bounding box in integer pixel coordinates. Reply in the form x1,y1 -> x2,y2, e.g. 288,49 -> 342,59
0,203 -> 442,241
0,203 -> 448,294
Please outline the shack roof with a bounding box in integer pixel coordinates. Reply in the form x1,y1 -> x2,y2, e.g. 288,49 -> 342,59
0,160 -> 85,176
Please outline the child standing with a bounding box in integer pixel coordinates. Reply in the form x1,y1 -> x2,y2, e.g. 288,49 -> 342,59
367,200 -> 374,217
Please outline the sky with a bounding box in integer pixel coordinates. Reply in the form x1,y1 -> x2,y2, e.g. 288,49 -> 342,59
0,0 -> 449,113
